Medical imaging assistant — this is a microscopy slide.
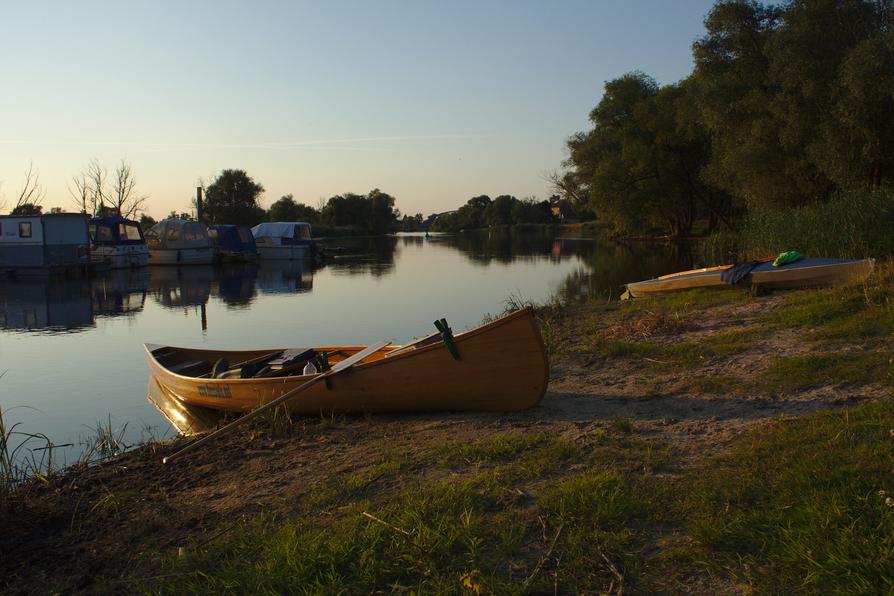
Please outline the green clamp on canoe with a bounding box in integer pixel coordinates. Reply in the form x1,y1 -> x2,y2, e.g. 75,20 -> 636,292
317,352 -> 333,389
434,318 -> 460,361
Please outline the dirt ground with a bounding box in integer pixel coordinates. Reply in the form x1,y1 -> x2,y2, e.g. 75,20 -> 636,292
1,292 -> 881,593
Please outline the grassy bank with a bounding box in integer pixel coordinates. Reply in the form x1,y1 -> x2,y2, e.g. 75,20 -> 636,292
3,271 -> 894,593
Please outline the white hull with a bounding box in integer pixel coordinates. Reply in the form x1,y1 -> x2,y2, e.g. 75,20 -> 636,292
92,245 -> 149,269
149,247 -> 215,265
257,245 -> 310,260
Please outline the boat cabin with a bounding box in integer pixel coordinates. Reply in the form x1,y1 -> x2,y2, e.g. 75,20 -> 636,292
208,224 -> 258,262
0,213 -> 91,276
89,216 -> 149,268
145,219 -> 214,265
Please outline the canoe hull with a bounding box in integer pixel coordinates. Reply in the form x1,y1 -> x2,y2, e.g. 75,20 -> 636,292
146,308 -> 549,416
626,258 -> 874,298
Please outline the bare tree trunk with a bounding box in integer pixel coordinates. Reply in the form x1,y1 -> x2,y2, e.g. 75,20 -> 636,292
13,162 -> 45,212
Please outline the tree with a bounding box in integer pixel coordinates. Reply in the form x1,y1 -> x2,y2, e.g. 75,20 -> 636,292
140,213 -> 157,229
11,203 -> 42,216
68,159 -> 110,217
320,189 -> 399,234
268,194 -> 319,222
109,159 -> 148,219
485,195 -> 517,226
203,169 -> 266,225
11,162 -> 45,214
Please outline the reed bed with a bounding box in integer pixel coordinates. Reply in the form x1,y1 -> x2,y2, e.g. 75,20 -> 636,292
703,187 -> 894,262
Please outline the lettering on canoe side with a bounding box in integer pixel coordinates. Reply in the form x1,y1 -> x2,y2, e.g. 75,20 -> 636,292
198,384 -> 232,399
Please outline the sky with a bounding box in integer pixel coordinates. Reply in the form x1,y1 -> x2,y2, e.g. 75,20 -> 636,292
0,0 -> 717,219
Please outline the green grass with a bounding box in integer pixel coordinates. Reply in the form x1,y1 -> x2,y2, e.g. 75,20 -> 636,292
596,326 -> 766,369
682,402 -> 894,592
761,351 -> 894,393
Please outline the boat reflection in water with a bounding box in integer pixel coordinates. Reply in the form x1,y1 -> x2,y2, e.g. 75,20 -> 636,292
0,269 -> 149,333
256,260 -> 314,294
147,375 -> 224,436
148,265 -> 215,309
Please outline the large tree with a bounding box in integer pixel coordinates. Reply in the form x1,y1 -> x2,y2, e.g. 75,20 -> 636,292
320,189 -> 399,234
202,169 -> 266,225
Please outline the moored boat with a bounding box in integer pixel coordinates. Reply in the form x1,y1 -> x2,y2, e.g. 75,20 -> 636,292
145,307 -> 548,421
251,222 -> 319,261
624,257 -> 875,298
145,219 -> 214,265
208,224 -> 258,263
89,216 -> 149,269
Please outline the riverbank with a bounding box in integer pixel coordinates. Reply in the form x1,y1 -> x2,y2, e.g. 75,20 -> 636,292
3,268 -> 894,593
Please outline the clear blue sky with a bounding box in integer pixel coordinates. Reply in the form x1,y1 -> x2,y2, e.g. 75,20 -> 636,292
0,0 -> 717,218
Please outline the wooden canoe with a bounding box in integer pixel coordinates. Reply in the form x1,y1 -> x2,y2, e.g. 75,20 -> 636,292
624,257 -> 875,298
145,307 -> 549,420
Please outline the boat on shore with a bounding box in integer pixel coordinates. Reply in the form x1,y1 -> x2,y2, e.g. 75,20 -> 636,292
624,257 -> 875,298
145,307 -> 548,423
145,219 -> 214,265
88,216 -> 149,269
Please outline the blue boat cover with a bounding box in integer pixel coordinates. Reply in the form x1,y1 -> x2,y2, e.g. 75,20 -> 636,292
209,224 -> 258,254
89,217 -> 145,245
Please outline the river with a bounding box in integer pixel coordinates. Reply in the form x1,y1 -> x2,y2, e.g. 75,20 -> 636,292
0,229 -> 691,466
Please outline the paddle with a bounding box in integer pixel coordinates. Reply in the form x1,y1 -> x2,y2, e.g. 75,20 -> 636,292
162,340 -> 391,464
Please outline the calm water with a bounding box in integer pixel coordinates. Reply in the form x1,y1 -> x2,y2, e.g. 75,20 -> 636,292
0,230 -> 690,464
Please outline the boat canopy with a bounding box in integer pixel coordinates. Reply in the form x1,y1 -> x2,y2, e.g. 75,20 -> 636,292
145,219 -> 211,250
252,222 -> 312,242
208,224 -> 257,254
89,217 -> 145,246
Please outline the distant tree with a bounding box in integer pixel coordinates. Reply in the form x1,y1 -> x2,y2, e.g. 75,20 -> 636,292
485,195 -> 517,226
268,194 -> 319,222
168,211 -> 193,221
203,169 -> 266,225
511,197 -> 552,224
320,189 -> 399,234
10,203 -> 42,216
49,206 -> 63,214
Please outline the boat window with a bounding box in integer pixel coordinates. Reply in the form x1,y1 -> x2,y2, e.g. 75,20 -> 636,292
207,229 -> 219,240
96,225 -> 114,242
184,230 -> 195,241
166,227 -> 180,241
88,223 -> 96,240
238,227 -> 253,243
124,224 -> 143,241
297,225 -> 311,240
194,227 -> 207,241
19,222 -> 32,238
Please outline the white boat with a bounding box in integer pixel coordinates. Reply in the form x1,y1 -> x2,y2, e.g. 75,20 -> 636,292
88,217 -> 149,269
145,219 -> 214,265
0,213 -> 91,276
251,222 -> 317,260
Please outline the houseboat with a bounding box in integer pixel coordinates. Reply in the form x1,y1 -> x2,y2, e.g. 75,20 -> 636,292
88,216 -> 149,269
251,222 -> 319,260
145,219 -> 214,265
208,224 -> 258,263
0,213 -> 91,277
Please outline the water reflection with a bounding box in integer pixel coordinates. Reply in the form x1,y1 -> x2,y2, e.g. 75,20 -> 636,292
217,264 -> 259,308
256,261 -> 314,294
322,236 -> 398,277
0,270 -> 149,333
92,269 -> 149,318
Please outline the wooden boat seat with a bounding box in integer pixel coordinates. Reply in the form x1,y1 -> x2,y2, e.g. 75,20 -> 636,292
168,359 -> 212,377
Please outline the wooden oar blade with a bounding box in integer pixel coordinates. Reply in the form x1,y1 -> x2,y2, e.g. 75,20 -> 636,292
331,340 -> 391,372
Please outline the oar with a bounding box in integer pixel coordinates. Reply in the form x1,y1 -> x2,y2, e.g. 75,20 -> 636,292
162,340 -> 390,464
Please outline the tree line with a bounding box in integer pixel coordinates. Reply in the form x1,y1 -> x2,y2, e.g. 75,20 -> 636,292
429,195 -> 554,232
556,0 -> 894,238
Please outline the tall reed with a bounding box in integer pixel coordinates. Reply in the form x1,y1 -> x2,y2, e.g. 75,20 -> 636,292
703,186 -> 894,262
